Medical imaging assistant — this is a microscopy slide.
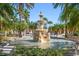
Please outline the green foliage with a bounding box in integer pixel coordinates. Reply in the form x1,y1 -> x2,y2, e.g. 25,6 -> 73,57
0,3 -> 34,32
11,45 -> 68,56
29,21 -> 37,30
0,53 -> 9,56
15,21 -> 28,31
73,32 -> 79,36
53,4 -> 79,33
0,50 -> 9,56
0,3 -> 14,20
48,24 -> 64,32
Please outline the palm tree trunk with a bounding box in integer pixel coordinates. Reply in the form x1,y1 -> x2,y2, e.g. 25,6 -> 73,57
0,23 -> 2,30
18,30 -> 22,37
5,31 -> 7,38
18,3 -> 24,37
17,13 -> 22,37
18,14 -> 22,37
64,20 -> 67,38
0,17 -> 2,30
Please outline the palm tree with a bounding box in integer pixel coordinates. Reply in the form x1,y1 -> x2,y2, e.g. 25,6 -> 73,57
48,21 -> 53,24
0,4 -> 14,30
43,17 -> 53,24
53,3 -> 79,37
0,3 -> 34,37
29,21 -> 37,32
0,4 -> 15,40
12,3 -> 34,37
43,17 -> 53,26
12,3 -> 34,21
0,3 -> 14,20
49,24 -> 64,34
15,20 -> 28,35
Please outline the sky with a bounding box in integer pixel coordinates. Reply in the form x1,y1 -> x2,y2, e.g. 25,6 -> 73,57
29,3 -> 62,24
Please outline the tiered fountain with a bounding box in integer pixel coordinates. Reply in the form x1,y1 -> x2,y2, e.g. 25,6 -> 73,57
10,12 -> 76,50
33,12 -> 50,43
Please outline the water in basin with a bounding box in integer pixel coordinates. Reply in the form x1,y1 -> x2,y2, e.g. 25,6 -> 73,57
10,36 -> 76,49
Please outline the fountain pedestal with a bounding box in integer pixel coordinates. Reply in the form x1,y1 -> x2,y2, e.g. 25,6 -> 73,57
33,12 -> 50,43
33,29 -> 50,43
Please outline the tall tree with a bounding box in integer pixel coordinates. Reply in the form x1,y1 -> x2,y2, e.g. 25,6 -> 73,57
53,3 -> 79,37
0,3 -> 15,30
12,3 -> 34,37
0,3 -> 14,20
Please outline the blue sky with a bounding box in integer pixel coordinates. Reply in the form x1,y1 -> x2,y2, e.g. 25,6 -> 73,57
29,3 -> 62,24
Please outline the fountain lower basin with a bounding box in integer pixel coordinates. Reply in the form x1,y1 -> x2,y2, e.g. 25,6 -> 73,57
9,36 -> 76,49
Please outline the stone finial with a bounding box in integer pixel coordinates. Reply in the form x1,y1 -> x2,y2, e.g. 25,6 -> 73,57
39,11 -> 43,17
40,11 -> 42,15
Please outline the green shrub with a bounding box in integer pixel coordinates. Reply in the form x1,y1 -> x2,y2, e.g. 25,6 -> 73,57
73,32 -> 79,36
0,50 -> 9,56
10,45 -> 68,56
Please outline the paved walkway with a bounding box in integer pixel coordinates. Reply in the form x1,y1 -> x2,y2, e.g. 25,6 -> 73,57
0,43 -> 15,54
